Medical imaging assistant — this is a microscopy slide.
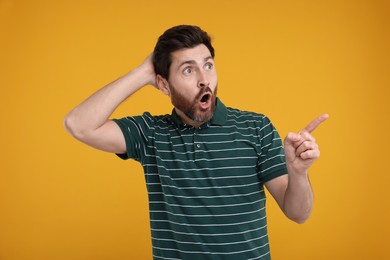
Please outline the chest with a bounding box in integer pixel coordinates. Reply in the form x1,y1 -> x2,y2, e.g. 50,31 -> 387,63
150,126 -> 260,179
143,125 -> 266,206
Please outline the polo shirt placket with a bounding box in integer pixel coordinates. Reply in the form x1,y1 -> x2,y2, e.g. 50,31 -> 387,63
194,127 -> 204,161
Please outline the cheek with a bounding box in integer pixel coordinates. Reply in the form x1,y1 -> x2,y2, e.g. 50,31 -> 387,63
209,72 -> 218,86
171,79 -> 197,96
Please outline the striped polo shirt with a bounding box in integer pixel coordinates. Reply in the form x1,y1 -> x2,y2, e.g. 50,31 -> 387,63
114,98 -> 287,260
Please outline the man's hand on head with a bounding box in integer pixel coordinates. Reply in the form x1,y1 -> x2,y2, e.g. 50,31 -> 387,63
136,53 -> 158,88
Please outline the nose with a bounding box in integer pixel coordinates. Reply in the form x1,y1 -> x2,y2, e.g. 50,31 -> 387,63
198,71 -> 210,89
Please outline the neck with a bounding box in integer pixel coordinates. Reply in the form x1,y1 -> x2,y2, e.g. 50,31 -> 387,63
175,108 -> 203,128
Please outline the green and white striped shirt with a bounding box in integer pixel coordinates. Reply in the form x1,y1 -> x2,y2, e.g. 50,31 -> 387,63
114,98 -> 287,260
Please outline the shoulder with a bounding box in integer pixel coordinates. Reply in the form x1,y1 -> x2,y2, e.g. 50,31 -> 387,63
225,106 -> 270,126
141,112 -> 172,125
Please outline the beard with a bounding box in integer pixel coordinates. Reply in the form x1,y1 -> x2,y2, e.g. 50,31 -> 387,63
169,84 -> 218,124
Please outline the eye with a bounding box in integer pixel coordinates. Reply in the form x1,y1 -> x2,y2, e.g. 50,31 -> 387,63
204,62 -> 214,70
183,67 -> 192,75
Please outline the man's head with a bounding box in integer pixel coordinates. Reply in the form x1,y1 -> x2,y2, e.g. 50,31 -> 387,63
153,25 -> 215,80
153,25 -> 218,127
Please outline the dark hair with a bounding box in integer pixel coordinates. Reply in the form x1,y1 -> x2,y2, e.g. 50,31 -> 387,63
153,25 -> 215,79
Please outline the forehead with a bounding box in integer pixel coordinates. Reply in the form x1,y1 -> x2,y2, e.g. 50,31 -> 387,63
170,44 -> 212,67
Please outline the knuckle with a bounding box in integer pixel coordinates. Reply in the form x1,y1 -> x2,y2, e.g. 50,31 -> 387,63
287,132 -> 295,138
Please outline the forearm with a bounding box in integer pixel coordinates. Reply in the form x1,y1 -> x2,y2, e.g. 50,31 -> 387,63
282,170 -> 313,224
281,116 -> 328,223
64,66 -> 152,138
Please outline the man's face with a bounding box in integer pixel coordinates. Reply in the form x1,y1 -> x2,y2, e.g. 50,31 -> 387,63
166,44 -> 218,126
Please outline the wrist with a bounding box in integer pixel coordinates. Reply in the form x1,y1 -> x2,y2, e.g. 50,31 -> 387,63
287,165 -> 308,178
127,66 -> 154,89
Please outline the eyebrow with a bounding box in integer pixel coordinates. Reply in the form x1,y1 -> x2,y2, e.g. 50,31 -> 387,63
178,56 -> 213,68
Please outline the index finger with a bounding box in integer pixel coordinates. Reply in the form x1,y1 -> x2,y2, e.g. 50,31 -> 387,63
302,114 -> 329,133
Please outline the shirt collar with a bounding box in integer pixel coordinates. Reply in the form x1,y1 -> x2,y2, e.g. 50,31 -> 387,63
171,98 -> 227,128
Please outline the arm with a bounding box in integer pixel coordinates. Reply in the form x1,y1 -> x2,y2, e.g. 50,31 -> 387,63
265,164 -> 313,224
64,54 -> 156,153
265,114 -> 328,224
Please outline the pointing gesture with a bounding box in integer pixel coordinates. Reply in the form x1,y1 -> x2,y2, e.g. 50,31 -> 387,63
284,114 -> 329,174
302,114 -> 329,134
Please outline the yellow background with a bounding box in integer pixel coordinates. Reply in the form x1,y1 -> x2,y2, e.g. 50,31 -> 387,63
1,0 -> 389,259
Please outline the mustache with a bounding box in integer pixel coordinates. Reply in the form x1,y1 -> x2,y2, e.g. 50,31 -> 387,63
195,86 -> 213,100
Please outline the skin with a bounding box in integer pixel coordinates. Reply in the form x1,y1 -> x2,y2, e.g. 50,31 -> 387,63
266,114 -> 328,223
64,43 -> 328,224
156,44 -> 218,127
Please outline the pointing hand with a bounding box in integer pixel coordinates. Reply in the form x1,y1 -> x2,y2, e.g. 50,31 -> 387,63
284,114 -> 329,174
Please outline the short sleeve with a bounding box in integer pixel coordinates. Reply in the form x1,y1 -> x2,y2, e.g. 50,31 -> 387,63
257,116 -> 288,183
112,112 -> 155,163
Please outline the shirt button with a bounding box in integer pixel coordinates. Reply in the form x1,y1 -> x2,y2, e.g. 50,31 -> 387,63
196,144 -> 201,148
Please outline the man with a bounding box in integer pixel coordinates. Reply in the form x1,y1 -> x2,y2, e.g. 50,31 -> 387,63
64,25 -> 328,259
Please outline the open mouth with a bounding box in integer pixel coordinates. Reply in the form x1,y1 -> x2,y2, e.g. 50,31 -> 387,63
200,93 -> 210,104
198,93 -> 212,110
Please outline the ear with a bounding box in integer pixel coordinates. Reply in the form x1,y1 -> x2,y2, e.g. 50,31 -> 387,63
156,75 -> 171,97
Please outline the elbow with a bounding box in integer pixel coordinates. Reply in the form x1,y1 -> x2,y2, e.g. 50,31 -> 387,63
283,206 -> 312,224
64,113 -> 85,140
63,114 -> 73,134
291,216 -> 309,224
287,212 -> 311,224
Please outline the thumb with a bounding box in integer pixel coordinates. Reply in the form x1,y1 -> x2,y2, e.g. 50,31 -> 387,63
284,132 -> 301,147
284,132 -> 301,160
